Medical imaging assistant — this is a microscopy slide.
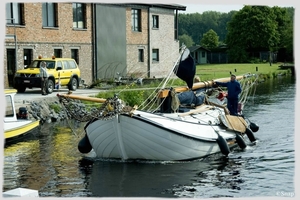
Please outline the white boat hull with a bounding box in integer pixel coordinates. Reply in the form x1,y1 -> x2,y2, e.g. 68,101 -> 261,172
85,108 -> 239,161
4,89 -> 40,141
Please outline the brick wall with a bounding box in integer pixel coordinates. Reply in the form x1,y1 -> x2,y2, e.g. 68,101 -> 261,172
149,8 -> 180,78
126,7 -> 149,78
4,3 -> 93,88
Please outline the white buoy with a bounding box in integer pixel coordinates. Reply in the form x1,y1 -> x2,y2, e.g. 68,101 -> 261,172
3,188 -> 39,197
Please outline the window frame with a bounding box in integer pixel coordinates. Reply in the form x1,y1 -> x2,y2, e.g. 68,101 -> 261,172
131,9 -> 141,32
152,49 -> 159,62
42,3 -> 58,28
54,49 -> 62,58
6,3 -> 24,25
23,49 -> 33,66
138,49 -> 144,62
152,15 -> 159,29
71,49 -> 79,64
73,3 -> 86,29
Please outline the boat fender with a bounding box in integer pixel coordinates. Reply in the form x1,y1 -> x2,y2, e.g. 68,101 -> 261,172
216,134 -> 230,156
78,134 -> 92,153
235,133 -> 247,149
245,127 -> 256,142
250,122 -> 259,132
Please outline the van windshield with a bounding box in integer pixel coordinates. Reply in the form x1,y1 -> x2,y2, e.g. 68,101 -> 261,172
29,60 -> 56,69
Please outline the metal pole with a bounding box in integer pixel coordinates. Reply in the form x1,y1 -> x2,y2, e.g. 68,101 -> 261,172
6,18 -> 17,87
14,19 -> 17,73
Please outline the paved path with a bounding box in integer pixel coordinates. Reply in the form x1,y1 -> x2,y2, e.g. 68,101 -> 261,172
14,87 -> 104,105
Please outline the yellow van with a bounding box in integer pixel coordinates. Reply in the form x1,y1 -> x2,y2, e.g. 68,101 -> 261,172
13,57 -> 81,94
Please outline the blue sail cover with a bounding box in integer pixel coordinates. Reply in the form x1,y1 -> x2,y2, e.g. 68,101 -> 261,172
174,48 -> 196,89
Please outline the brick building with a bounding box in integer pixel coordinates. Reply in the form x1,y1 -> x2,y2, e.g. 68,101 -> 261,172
4,3 -> 186,88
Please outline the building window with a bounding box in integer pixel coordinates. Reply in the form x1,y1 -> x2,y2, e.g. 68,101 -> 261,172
71,49 -> 79,64
42,3 -> 57,27
138,49 -> 144,62
131,9 -> 141,32
152,15 -> 159,29
202,51 -> 205,57
73,3 -> 86,29
6,3 -> 24,25
54,49 -> 62,58
23,49 -> 33,67
152,49 -> 159,62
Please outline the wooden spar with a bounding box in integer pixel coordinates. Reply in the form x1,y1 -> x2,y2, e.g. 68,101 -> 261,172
158,75 -> 244,98
57,93 -> 107,103
57,75 -> 244,102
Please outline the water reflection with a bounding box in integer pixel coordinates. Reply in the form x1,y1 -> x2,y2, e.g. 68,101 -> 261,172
3,75 -> 295,198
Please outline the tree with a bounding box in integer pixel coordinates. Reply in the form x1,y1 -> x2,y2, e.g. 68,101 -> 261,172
200,29 -> 219,49
226,6 -> 281,62
272,6 -> 294,61
179,34 -> 194,47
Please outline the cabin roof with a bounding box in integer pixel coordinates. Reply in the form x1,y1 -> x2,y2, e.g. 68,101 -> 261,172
189,45 -> 211,52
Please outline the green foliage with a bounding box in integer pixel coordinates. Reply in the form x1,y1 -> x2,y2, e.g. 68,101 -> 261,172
179,34 -> 194,47
227,46 -> 248,63
200,29 -> 219,48
226,6 -> 294,62
179,11 -> 230,44
178,6 -> 294,62
49,103 -> 61,113
88,63 -> 291,108
195,63 -> 290,81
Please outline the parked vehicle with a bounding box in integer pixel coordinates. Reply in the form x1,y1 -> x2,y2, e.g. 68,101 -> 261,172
13,56 -> 81,94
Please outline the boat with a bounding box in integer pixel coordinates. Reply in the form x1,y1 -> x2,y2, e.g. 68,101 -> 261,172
4,89 -> 40,142
57,46 -> 259,161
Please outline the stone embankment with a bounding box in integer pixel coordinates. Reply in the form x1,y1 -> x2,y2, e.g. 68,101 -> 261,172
14,88 -> 103,124
22,97 -> 68,124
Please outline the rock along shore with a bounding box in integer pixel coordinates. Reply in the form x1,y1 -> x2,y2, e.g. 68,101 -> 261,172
20,97 -> 68,124
14,88 -> 103,124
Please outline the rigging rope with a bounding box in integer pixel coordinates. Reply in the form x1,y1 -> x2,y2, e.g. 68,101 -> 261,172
58,94 -> 136,122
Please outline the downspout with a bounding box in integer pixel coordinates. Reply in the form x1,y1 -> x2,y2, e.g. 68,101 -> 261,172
147,7 -> 151,78
175,9 -> 178,41
92,3 -> 97,82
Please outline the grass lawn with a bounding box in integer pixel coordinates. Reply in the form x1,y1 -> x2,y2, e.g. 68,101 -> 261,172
196,62 -> 290,81
91,62 -> 292,106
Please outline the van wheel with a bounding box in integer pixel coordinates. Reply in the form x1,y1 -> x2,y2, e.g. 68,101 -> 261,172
68,77 -> 78,91
46,79 -> 54,94
17,86 -> 26,93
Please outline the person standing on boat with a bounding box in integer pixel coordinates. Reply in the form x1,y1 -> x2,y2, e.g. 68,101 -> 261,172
40,61 -> 49,95
213,74 -> 242,116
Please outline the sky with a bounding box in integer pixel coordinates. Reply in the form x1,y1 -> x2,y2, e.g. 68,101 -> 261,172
179,3 -> 294,14
180,4 -> 244,14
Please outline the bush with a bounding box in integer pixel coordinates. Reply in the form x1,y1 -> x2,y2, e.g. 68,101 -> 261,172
49,103 -> 61,113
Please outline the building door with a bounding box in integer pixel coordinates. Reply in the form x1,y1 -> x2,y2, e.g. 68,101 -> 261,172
6,49 -> 16,87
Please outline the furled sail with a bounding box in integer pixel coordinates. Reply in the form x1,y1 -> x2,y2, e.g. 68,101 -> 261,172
174,48 -> 196,89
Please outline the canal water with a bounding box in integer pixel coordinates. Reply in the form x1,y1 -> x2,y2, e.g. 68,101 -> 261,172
2,75 -> 296,198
